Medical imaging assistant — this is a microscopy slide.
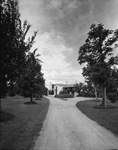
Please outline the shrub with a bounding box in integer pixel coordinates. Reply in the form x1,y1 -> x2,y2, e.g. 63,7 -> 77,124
77,92 -> 94,97
59,89 -> 68,95
49,90 -> 54,95
107,92 -> 118,103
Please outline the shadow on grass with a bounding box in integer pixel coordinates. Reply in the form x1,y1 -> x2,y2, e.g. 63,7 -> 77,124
24,101 -> 37,105
0,97 -> 50,150
89,100 -> 118,109
35,98 -> 42,100
0,111 -> 15,122
94,104 -> 118,109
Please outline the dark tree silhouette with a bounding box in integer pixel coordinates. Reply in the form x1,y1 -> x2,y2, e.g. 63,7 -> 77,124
0,0 -> 37,97
19,49 -> 45,103
78,24 -> 118,107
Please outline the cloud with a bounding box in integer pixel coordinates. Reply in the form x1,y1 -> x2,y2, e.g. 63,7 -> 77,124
34,32 -> 84,87
39,0 -> 93,46
43,67 -> 84,88
32,0 -> 118,48
19,0 -> 118,46
19,0 -> 118,88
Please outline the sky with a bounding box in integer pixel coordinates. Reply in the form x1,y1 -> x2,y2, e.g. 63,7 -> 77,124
19,0 -> 118,88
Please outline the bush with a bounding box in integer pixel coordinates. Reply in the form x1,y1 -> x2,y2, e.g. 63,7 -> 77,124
49,90 -> 54,95
59,89 -> 68,95
55,94 -> 74,98
107,92 -> 118,103
77,92 -> 94,97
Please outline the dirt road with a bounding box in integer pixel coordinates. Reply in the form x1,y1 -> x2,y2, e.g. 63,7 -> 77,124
33,96 -> 118,150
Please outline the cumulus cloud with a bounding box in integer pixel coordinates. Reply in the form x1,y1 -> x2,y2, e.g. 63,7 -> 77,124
19,0 -> 118,46
34,32 -> 84,87
24,0 -> 117,47
19,0 -> 118,87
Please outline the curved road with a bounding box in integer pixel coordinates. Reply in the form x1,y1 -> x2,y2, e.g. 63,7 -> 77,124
33,96 -> 118,150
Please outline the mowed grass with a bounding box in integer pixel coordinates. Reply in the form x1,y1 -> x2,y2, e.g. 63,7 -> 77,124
76,99 -> 118,136
0,96 -> 50,150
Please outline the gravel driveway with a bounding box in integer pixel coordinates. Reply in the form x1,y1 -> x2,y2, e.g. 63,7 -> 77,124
33,96 -> 118,150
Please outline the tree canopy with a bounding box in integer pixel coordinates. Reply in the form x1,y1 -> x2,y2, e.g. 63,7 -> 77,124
20,49 -> 45,102
78,24 -> 118,106
0,0 -> 46,100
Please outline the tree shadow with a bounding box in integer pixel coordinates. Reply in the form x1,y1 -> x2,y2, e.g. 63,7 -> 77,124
0,111 -> 15,122
24,101 -> 37,105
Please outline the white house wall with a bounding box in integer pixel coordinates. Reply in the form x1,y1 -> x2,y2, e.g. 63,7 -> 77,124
53,85 -> 63,95
57,86 -> 63,95
53,84 -> 75,96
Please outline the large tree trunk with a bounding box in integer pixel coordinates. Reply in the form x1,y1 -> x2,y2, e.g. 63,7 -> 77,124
30,93 -> 33,103
102,86 -> 106,107
93,83 -> 98,100
9,81 -> 15,96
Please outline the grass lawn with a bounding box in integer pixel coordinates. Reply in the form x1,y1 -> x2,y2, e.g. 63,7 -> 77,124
0,96 -> 50,150
76,99 -> 118,136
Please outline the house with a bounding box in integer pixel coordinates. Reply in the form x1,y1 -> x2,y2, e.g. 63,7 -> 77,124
52,83 -> 76,96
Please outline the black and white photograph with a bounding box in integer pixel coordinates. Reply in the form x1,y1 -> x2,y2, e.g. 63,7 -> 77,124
0,0 -> 118,150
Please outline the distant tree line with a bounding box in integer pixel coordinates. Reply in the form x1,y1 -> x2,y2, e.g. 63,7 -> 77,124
77,24 -> 118,105
0,0 -> 47,102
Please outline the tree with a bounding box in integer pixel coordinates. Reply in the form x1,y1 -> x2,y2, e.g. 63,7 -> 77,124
75,82 -> 95,97
78,24 -> 118,107
19,49 -> 45,103
0,0 -> 37,97
106,66 -> 118,102
85,81 -> 98,98
82,65 -> 102,100
75,82 -> 84,95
